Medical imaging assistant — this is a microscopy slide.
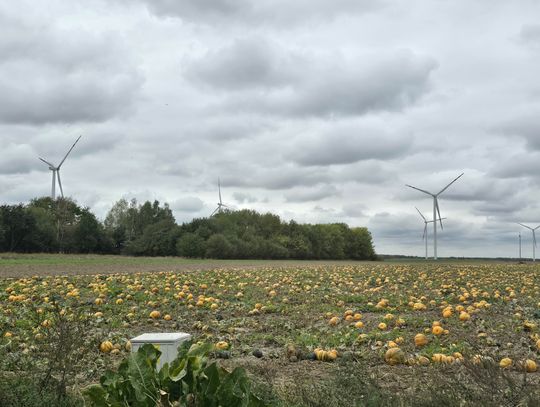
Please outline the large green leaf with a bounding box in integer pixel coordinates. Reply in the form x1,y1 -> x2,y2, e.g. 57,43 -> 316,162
84,385 -> 110,407
126,344 -> 160,406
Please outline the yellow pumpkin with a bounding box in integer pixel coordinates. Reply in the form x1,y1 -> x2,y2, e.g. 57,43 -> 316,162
326,349 -> 338,361
442,309 -> 452,318
378,322 -> 387,330
499,358 -> 512,369
215,341 -> 229,350
163,314 -> 172,321
523,321 -> 537,332
329,316 -> 340,326
417,355 -> 430,366
524,359 -> 537,373
414,333 -> 428,347
432,326 -> 444,336
459,312 -> 470,321
432,353 -> 446,363
384,348 -> 405,366
354,321 -> 364,329
413,302 -> 426,311
315,348 -> 327,361
100,340 -> 114,353
149,310 -> 161,319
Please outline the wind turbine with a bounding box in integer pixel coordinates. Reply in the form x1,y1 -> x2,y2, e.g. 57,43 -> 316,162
415,207 -> 446,260
211,177 -> 228,216
517,223 -> 539,262
406,173 -> 464,260
38,135 -> 82,199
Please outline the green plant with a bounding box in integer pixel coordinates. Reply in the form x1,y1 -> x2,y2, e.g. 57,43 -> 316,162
85,341 -> 267,406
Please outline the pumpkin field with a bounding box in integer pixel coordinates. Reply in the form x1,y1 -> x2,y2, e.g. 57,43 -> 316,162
2,257 -> 540,405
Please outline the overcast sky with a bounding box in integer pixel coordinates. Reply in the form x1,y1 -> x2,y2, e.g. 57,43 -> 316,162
1,0 -> 540,258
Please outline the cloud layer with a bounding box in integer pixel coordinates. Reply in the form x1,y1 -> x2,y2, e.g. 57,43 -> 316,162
1,0 -> 540,257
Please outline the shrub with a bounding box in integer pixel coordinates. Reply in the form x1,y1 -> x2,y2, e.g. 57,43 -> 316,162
85,341 -> 267,406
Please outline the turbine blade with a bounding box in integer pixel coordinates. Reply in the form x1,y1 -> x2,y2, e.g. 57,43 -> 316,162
406,184 -> 433,196
534,230 -> 537,247
415,206 -> 427,221
58,135 -> 82,168
518,223 -> 533,231
435,198 -> 443,229
57,171 -> 64,198
437,172 -> 464,195
39,157 -> 55,167
422,224 -> 427,240
211,207 -> 219,216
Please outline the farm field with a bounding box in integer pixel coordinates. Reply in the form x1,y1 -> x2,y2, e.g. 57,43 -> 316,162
2,255 -> 540,405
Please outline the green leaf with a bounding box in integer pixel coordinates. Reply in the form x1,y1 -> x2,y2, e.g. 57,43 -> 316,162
202,362 -> 221,397
126,345 -> 160,405
84,385 -> 110,407
187,341 -> 214,358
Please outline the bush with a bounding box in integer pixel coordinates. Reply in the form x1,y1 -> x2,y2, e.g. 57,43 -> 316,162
85,341 -> 267,406
0,375 -> 81,407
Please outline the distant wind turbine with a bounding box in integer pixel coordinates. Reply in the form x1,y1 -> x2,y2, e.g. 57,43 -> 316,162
517,223 -> 539,262
211,178 -> 228,216
406,173 -> 464,260
415,207 -> 446,260
38,136 -> 82,199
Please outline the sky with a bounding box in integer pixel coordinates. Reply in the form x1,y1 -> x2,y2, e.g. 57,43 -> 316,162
1,0 -> 540,258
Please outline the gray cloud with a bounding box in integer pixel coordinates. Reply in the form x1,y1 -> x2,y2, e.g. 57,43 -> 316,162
170,197 -> 205,212
0,9 -> 142,125
185,38 -> 297,90
284,185 -> 340,203
519,24 -> 540,47
0,143 -> 39,174
233,192 -> 258,204
1,0 -> 539,258
196,46 -> 437,117
291,123 -> 413,166
138,0 -> 382,26
492,152 -> 540,178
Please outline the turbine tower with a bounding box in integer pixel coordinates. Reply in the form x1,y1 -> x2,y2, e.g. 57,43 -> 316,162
38,135 -> 82,199
406,173 -> 464,260
415,207 -> 446,260
517,223 -> 539,262
211,177 -> 228,216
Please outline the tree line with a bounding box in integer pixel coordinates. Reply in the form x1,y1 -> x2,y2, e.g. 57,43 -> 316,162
0,197 -> 377,260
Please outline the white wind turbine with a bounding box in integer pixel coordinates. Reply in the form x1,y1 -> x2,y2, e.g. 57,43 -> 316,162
406,173 -> 464,260
38,136 -> 82,199
415,207 -> 446,260
211,177 -> 228,216
517,223 -> 539,262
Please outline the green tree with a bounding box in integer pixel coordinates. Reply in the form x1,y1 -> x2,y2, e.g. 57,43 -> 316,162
125,219 -> 180,256
176,233 -> 206,258
0,204 -> 38,252
205,234 -> 233,258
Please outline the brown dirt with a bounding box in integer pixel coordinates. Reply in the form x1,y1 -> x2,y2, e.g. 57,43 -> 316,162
0,255 -> 370,279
